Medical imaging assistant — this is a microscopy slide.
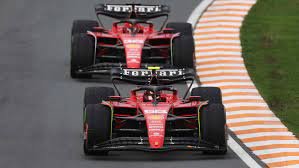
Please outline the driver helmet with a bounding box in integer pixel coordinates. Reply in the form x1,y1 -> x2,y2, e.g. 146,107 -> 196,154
123,23 -> 141,34
143,90 -> 161,102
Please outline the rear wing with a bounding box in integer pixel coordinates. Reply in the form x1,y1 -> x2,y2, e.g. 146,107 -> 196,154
111,68 -> 194,85
95,4 -> 170,20
111,68 -> 195,99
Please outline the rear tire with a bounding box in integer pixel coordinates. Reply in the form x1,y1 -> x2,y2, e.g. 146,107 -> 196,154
191,87 -> 222,104
83,87 -> 114,130
70,34 -> 95,78
84,87 -> 115,108
72,20 -> 98,36
83,104 -> 111,156
166,22 -> 195,68
200,104 -> 227,154
172,36 -> 195,68
166,22 -> 193,36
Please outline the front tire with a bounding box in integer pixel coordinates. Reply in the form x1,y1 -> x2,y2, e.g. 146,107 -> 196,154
172,36 -> 195,68
70,34 -> 95,78
191,87 -> 223,104
191,87 -> 227,154
71,20 -> 98,36
83,104 -> 111,155
84,87 -> 115,108
166,22 -> 195,68
200,104 -> 227,154
166,22 -> 193,36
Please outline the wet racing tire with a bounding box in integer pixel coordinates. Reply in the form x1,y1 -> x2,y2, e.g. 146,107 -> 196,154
166,22 -> 195,68
71,20 -> 98,36
83,87 -> 115,108
83,104 -> 111,156
191,87 -> 223,104
200,104 -> 227,154
70,33 -> 94,78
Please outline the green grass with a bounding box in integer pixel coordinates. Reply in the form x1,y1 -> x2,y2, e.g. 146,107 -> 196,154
241,0 -> 299,137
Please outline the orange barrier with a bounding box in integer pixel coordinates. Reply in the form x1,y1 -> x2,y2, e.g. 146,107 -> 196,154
194,0 -> 299,167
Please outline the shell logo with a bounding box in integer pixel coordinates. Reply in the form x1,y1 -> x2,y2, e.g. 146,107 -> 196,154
126,44 -> 141,49
149,115 -> 164,120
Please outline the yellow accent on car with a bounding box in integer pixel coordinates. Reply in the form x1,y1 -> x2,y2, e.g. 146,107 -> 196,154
148,66 -> 160,70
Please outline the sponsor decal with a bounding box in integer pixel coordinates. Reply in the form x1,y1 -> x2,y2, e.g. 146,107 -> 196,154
144,109 -> 168,114
105,5 -> 132,12
123,69 -> 151,77
149,115 -> 164,120
127,59 -> 139,63
105,5 -> 161,13
123,39 -> 144,44
134,5 -> 161,13
122,69 -> 184,77
126,44 -> 141,49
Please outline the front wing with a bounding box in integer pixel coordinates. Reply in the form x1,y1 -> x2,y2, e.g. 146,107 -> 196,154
89,137 -> 227,152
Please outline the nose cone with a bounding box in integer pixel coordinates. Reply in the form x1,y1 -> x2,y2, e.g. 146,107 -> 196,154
120,35 -> 147,69
145,113 -> 167,149
149,135 -> 165,149
140,104 -> 171,149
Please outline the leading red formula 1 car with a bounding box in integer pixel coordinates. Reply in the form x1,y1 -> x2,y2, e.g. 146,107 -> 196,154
83,68 -> 227,155
71,4 -> 194,78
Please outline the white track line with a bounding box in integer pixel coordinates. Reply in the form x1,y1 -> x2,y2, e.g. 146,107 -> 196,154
195,39 -> 240,44
280,164 -> 299,168
227,117 -> 280,124
245,140 -> 299,148
263,156 -> 299,164
254,148 -> 299,156
226,110 -> 273,116
196,57 -> 243,62
196,22 -> 242,28
196,51 -> 242,56
200,76 -> 251,82
231,125 -> 287,132
197,64 -> 245,69
225,102 -> 268,108
238,132 -> 294,139
194,33 -> 240,39
222,96 -> 262,101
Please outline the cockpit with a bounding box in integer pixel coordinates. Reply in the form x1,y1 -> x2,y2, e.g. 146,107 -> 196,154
132,85 -> 176,103
113,19 -> 153,34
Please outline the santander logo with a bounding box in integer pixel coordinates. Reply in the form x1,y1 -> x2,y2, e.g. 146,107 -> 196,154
120,34 -> 147,68
123,39 -> 144,44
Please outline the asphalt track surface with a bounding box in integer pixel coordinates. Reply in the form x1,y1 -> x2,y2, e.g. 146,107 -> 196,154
0,0 -> 248,167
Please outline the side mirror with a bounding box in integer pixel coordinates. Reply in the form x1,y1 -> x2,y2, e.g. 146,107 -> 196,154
163,28 -> 175,34
108,96 -> 121,101
92,27 -> 105,32
188,96 -> 201,101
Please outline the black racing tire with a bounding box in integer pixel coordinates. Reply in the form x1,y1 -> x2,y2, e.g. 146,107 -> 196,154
83,87 -> 115,108
166,22 -> 193,36
70,33 -> 94,78
71,20 -> 99,36
172,35 -> 195,68
166,22 -> 195,68
191,87 -> 222,104
200,104 -> 227,154
83,104 -> 111,156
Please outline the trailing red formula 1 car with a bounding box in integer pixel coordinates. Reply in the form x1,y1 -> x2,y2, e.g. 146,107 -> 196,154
83,68 -> 227,155
71,4 -> 195,78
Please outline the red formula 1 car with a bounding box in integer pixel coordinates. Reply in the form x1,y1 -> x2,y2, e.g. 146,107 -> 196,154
83,68 -> 227,155
70,4 -> 195,78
